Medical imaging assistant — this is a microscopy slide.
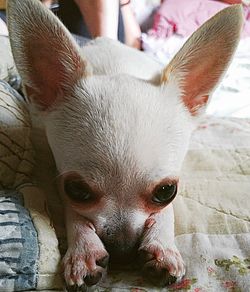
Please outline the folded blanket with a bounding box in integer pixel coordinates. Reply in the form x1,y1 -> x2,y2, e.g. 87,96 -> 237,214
0,190 -> 38,291
0,80 -> 62,291
0,80 -> 32,189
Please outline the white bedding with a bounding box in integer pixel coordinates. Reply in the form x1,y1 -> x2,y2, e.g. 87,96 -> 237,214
142,34 -> 250,119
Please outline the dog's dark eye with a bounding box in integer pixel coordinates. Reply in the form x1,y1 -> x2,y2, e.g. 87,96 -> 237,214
64,180 -> 92,202
152,184 -> 177,204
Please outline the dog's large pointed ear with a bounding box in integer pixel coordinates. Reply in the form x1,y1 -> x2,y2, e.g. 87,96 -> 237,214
7,0 -> 91,110
161,5 -> 243,115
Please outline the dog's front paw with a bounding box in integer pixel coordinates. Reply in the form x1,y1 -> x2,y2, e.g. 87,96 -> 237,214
63,243 -> 109,291
138,243 -> 185,286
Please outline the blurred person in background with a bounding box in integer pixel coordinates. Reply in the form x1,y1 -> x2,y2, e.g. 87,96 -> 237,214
42,0 -> 141,49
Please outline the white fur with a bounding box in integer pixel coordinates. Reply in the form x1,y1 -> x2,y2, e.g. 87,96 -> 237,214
7,0 -> 243,289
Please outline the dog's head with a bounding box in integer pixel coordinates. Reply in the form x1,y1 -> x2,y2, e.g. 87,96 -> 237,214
8,0 -> 242,261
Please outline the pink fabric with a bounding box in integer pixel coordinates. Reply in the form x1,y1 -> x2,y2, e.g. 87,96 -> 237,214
149,0 -> 250,38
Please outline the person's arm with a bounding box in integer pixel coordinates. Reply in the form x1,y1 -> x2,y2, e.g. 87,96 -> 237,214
120,0 -> 141,49
74,0 -> 119,39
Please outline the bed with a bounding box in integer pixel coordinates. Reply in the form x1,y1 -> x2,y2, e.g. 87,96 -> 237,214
0,2 -> 250,290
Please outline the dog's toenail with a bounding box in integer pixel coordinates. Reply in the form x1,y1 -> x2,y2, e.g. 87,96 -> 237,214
87,222 -> 96,232
145,218 -> 156,228
84,271 -> 102,286
157,256 -> 164,262
96,255 -> 109,268
166,274 -> 177,285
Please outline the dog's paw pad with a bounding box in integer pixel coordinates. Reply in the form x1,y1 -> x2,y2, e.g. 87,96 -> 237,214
139,245 -> 185,286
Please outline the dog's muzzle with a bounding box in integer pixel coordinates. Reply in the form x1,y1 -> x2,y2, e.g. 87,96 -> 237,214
101,223 -> 141,264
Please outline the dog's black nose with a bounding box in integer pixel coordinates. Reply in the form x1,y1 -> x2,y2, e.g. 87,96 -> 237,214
100,217 -> 143,265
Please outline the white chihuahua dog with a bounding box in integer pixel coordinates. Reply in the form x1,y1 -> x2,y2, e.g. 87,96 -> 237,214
7,0 -> 243,290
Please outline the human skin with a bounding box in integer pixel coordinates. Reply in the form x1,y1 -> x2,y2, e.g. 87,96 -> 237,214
74,0 -> 119,39
120,1 -> 142,49
74,0 -> 141,48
